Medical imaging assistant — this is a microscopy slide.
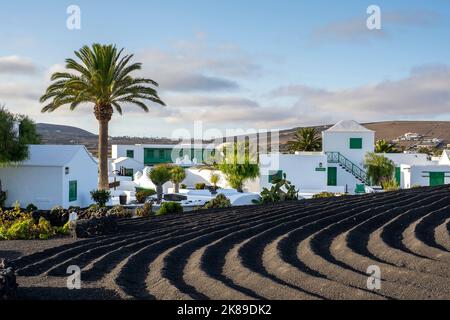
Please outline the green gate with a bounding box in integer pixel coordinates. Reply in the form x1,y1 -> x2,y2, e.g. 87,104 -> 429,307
429,172 -> 445,186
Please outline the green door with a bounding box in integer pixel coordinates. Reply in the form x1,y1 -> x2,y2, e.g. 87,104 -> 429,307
429,172 -> 445,186
327,167 -> 337,186
395,167 -> 401,186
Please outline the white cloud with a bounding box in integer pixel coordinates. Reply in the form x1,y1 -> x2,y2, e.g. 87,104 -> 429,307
0,55 -> 36,74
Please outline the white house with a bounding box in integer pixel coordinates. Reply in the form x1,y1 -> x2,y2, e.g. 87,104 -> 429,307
259,120 -> 449,197
0,145 -> 98,210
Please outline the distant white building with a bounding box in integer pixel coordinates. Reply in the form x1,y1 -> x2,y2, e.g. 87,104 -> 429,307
0,145 -> 98,210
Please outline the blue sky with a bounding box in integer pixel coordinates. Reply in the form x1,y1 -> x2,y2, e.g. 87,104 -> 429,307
0,0 -> 449,138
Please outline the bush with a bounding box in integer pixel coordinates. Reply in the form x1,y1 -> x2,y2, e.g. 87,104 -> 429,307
312,192 -> 336,199
107,205 -> 132,218
156,202 -> 183,216
381,178 -> 400,191
180,184 -> 187,189
195,183 -> 206,190
90,189 -> 111,207
26,203 -> 38,212
203,194 -> 231,209
135,189 -> 156,204
136,202 -> 152,218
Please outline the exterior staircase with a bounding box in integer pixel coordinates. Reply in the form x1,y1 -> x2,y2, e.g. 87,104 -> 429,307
326,152 -> 369,185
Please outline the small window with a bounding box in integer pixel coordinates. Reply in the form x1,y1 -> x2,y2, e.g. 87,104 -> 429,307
268,170 -> 283,183
69,180 -> 77,202
349,138 -> 363,149
126,150 -> 134,158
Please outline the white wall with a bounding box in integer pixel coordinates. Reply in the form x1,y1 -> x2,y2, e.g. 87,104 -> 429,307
62,148 -> 98,208
323,131 -> 375,167
112,158 -> 144,175
404,165 -> 450,188
113,145 -> 144,163
259,153 -> 328,193
0,166 -> 63,210
383,153 -> 431,166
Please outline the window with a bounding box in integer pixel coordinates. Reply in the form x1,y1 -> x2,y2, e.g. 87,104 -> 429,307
268,170 -> 283,183
124,168 -> 134,177
349,138 -> 363,149
69,180 -> 77,202
126,150 -> 134,158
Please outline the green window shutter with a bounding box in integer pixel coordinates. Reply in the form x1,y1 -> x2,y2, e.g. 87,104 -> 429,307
327,167 -> 337,186
69,180 -> 77,202
144,149 -> 155,165
429,172 -> 445,186
395,167 -> 401,185
268,170 -> 283,183
349,138 -> 363,149
124,168 -> 134,177
126,150 -> 134,158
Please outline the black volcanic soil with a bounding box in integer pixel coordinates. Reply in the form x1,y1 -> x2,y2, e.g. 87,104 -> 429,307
1,186 -> 450,300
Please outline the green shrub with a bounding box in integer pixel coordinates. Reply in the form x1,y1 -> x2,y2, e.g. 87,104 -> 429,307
90,189 -> 111,207
26,203 -> 38,212
255,173 -> 299,204
156,202 -> 183,216
195,183 -> 206,190
37,217 -> 56,240
180,184 -> 187,189
312,192 -> 336,199
381,178 -> 400,191
203,194 -> 231,209
6,216 -> 36,240
136,202 -> 152,218
108,205 -> 132,218
135,189 -> 156,204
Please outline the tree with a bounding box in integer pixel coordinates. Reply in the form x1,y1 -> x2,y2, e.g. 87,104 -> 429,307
170,165 -> 186,194
364,152 -> 395,186
149,164 -> 172,201
217,142 -> 260,193
287,127 -> 322,152
40,44 -> 165,190
0,107 -> 40,207
375,139 -> 399,153
0,107 -> 40,164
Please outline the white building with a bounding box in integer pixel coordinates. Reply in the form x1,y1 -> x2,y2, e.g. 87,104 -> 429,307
0,145 -> 98,210
260,120 -> 450,197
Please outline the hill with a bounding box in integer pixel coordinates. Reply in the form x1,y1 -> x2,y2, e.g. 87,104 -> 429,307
37,121 -> 450,156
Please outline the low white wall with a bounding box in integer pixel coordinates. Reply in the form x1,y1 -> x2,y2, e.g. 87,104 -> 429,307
406,165 -> 450,187
259,153 -> 328,193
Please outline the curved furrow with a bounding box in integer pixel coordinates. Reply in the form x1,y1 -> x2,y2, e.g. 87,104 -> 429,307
330,198 -> 450,299
81,204 -> 286,283
367,208 -> 450,277
117,204 -> 309,299
190,194 -> 380,299
368,200 -> 450,278
434,218 -> 450,251
402,206 -> 450,262
291,193 -> 427,296
145,201 -> 334,300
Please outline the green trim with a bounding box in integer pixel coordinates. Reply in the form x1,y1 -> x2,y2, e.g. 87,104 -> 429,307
126,150 -> 134,158
349,138 -> 363,149
69,180 -> 77,202
395,167 -> 401,185
315,168 -> 326,172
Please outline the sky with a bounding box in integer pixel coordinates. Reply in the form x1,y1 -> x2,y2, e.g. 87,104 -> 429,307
0,0 -> 449,139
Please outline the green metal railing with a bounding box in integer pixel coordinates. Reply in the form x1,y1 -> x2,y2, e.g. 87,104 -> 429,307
326,152 -> 368,184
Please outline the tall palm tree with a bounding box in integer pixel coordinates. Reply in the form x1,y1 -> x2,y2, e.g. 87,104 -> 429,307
364,152 -> 395,186
287,127 -> 322,152
375,139 -> 398,153
40,44 -> 165,189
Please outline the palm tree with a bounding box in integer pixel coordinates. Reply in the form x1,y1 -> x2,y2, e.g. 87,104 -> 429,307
287,127 -> 322,152
364,152 -> 395,186
375,139 -> 398,153
149,164 -> 172,201
40,44 -> 165,190
170,165 -> 186,194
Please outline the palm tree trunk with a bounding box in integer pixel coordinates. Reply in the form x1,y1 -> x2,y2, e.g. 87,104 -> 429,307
95,104 -> 113,190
